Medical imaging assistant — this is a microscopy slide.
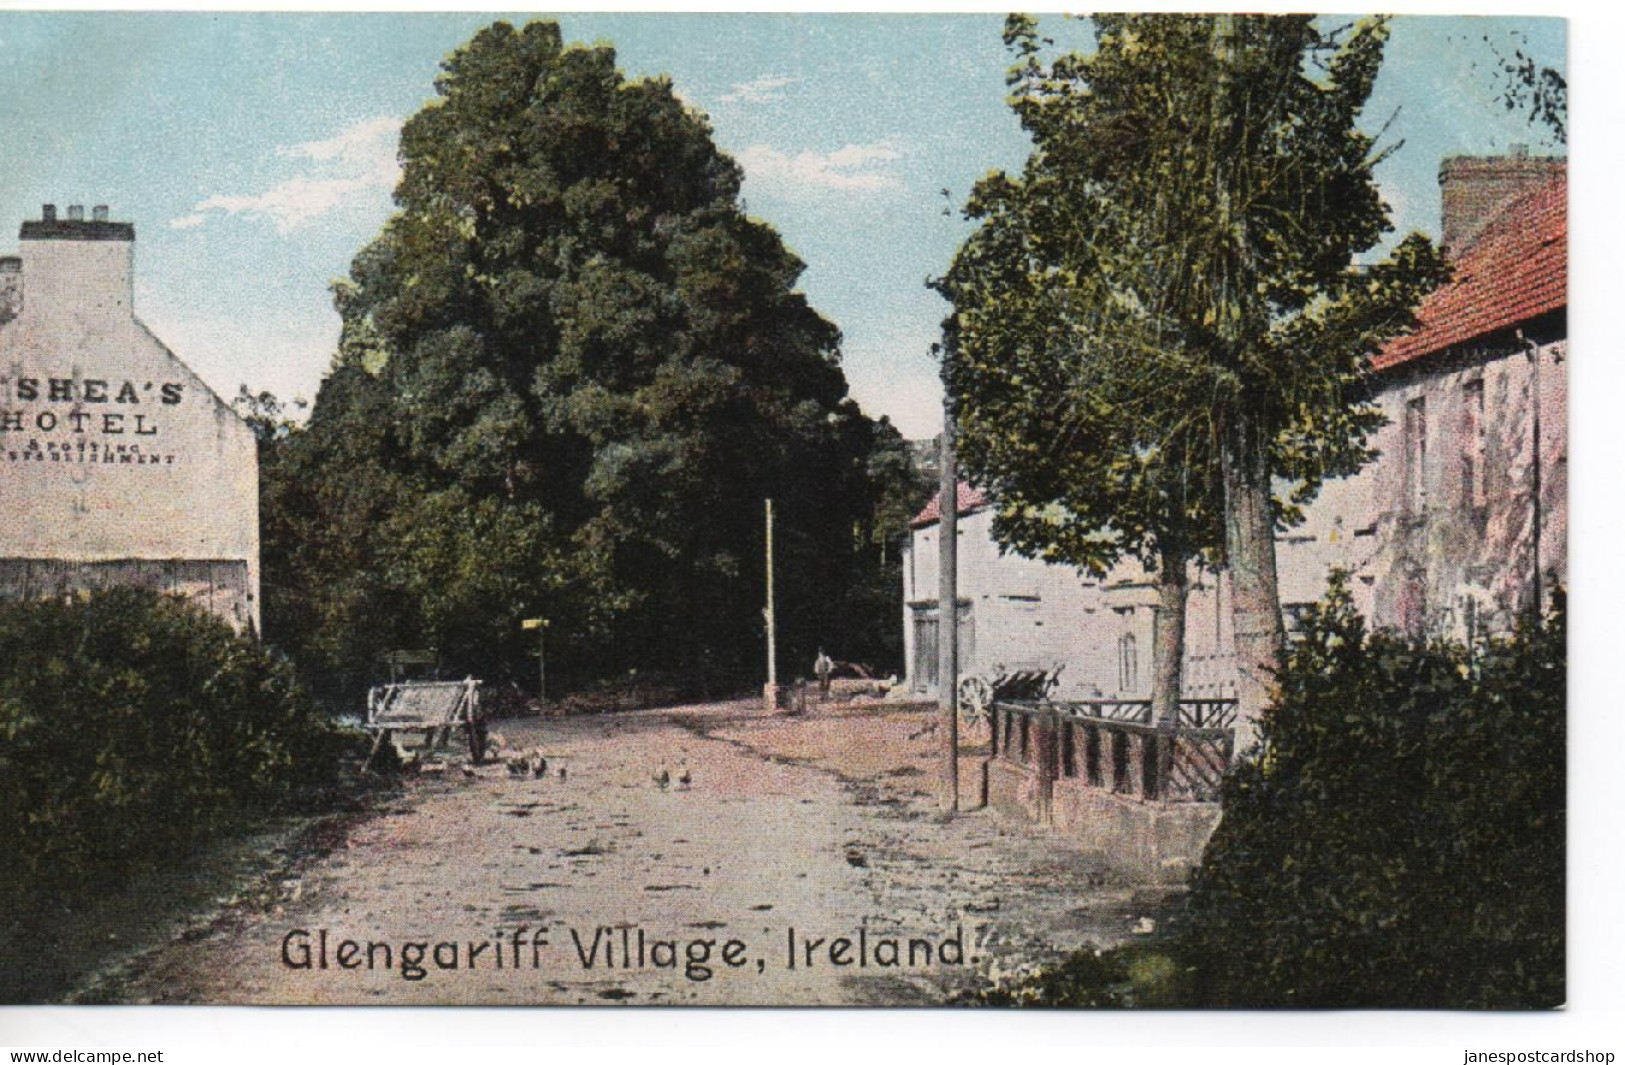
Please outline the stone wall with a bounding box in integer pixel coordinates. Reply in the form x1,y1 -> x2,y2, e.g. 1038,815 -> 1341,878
982,705 -> 1225,885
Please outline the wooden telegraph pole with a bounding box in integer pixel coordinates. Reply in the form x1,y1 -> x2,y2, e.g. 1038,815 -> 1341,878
938,413 -> 960,812
764,497 -> 780,713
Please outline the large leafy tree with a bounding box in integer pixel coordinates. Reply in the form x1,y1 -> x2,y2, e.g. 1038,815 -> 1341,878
942,14 -> 1448,737
264,21 -> 912,698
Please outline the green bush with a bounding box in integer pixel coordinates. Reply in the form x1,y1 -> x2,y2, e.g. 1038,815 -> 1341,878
970,576 -> 1563,1009
1186,575 -> 1564,1008
0,589 -> 343,901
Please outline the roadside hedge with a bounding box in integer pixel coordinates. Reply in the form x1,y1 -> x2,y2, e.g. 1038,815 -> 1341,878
1185,574 -> 1565,1008
0,589 -> 345,901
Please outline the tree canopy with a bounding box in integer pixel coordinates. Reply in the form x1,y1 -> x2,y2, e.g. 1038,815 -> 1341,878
941,14 -> 1448,730
263,21 -> 923,700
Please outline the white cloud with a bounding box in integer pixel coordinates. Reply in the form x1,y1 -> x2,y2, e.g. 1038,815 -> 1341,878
276,115 -> 401,166
736,141 -> 903,195
176,115 -> 402,235
719,74 -> 798,105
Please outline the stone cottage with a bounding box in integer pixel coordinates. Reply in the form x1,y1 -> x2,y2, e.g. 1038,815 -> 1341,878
0,206 -> 261,633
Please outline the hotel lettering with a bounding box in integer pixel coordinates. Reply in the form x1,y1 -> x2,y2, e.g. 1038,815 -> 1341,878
0,205 -> 260,631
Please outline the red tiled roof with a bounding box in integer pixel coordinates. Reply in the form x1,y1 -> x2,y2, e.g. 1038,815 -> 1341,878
1373,174 -> 1566,371
911,482 -> 988,528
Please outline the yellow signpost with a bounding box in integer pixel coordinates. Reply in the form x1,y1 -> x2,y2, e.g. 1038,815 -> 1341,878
521,618 -> 549,702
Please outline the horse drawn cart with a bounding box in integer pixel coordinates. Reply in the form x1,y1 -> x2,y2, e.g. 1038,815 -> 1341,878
361,676 -> 488,771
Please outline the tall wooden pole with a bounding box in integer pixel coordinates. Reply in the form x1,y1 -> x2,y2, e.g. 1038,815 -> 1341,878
521,618 -> 549,702
938,415 -> 960,812
764,497 -> 780,712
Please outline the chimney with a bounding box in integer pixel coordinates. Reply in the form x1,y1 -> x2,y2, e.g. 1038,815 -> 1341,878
1438,153 -> 1565,260
93,205 -> 109,222
15,205 -> 136,326
0,256 -> 21,325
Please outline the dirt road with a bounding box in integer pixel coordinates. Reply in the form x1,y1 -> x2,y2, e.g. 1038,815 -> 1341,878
79,699 -> 1177,1006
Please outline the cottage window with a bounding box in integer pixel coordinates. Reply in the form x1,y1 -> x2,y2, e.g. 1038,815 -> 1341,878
1405,396 -> 1428,513
1282,603 -> 1314,641
1117,632 -> 1138,693
1400,574 -> 1427,642
1462,380 -> 1487,508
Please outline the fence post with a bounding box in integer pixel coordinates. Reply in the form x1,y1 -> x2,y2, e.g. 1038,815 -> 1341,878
1034,709 -> 1058,821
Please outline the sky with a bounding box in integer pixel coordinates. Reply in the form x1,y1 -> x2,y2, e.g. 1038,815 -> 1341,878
0,12 -> 1566,439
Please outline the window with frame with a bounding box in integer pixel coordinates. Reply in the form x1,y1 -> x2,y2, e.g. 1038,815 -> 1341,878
1282,603 -> 1314,642
1462,593 -> 1481,648
1462,379 -> 1486,508
1117,632 -> 1138,693
1405,396 -> 1428,513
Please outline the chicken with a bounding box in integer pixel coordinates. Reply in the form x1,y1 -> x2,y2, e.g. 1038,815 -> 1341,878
507,756 -> 529,777
528,750 -> 548,778
653,768 -> 671,789
557,765 -> 567,781
677,768 -> 692,788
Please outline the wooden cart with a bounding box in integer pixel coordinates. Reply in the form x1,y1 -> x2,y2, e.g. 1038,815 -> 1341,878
362,676 -> 487,771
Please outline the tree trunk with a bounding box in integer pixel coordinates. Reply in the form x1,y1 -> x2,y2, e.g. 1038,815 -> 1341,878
1220,408 -> 1284,754
1150,543 -> 1188,729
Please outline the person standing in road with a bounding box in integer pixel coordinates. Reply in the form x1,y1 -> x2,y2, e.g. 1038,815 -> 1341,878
814,648 -> 834,700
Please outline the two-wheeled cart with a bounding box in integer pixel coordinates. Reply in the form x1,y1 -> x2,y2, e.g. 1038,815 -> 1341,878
361,676 -> 487,771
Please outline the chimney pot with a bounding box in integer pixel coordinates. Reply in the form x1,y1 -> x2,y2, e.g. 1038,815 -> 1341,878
93,205 -> 109,222
67,205 -> 84,222
1437,153 -> 1565,260
42,205 -> 56,222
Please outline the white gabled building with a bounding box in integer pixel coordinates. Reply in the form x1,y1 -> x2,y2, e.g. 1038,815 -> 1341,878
0,205 -> 261,633
902,484 -> 1237,703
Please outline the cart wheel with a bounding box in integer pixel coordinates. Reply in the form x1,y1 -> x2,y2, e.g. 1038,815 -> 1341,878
958,677 -> 994,741
958,676 -> 993,716
466,721 -> 489,765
